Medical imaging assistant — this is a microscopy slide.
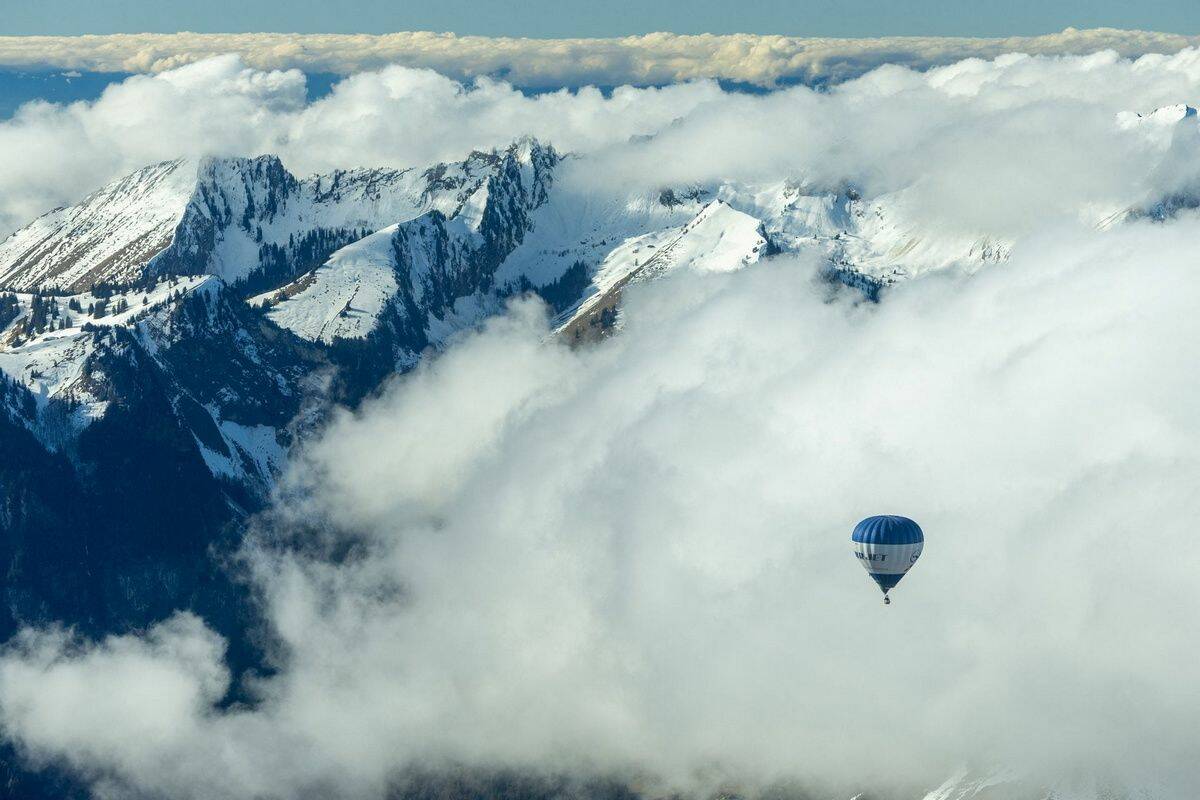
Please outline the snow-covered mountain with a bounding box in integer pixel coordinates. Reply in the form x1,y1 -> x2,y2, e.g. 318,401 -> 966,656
1116,102 -> 1198,133
0,140 -> 578,696
1104,103 -> 1200,226
554,199 -> 774,342
254,146 -> 1013,357
0,160 -> 198,292
0,139 -> 562,443
5,108 -> 1184,483
4,121 -> 1153,489
0,143 -> 536,294
258,137 -> 559,354
0,274 -> 318,487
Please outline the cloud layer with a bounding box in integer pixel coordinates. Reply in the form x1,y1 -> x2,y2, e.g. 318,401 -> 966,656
3,47 -> 1200,240
4,219 -> 1200,799
2,45 -> 1200,800
2,28 -> 1200,89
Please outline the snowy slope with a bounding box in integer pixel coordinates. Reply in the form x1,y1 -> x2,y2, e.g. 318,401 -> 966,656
0,270 -> 312,492
492,184 -> 697,291
0,150 -> 520,295
1107,104 -> 1200,226
917,768 -> 1164,800
261,139 -> 559,351
261,226 -> 400,344
0,160 -> 196,292
651,199 -> 771,274
0,276 -> 212,422
704,180 -> 1012,282
1116,103 -> 1198,133
498,173 -> 1012,327
166,156 -> 423,287
172,146 -> 550,290
555,200 -> 771,341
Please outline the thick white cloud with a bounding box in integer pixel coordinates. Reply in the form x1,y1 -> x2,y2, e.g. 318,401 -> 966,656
1,29 -> 1199,88
0,54 -> 723,236
2,48 -> 1200,241
4,217 -> 1200,798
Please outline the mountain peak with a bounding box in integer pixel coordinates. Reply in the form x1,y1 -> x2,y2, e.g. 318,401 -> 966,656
508,135 -> 555,165
1117,103 -> 1198,130
0,159 -> 198,292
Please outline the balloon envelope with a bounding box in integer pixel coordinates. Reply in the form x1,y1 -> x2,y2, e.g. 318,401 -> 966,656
851,515 -> 924,598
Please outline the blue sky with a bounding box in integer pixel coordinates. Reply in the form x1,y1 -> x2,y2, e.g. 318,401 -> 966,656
5,0 -> 1198,37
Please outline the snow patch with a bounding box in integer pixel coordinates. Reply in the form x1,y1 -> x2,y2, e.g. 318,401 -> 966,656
264,227 -> 400,344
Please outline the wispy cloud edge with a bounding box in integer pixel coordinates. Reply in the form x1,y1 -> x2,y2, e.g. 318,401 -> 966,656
2,28 -> 1198,87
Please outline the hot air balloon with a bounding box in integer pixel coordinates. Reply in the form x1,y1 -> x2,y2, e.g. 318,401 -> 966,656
851,515 -> 923,604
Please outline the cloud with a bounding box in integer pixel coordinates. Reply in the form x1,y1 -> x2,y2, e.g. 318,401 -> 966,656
3,45 -> 1200,800
1,29 -> 1199,89
0,54 -> 723,236
1,47 -> 1200,243
4,216 -> 1200,798
567,49 -> 1200,238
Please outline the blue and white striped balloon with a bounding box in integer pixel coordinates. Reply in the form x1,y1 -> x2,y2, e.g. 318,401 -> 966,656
851,515 -> 924,604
